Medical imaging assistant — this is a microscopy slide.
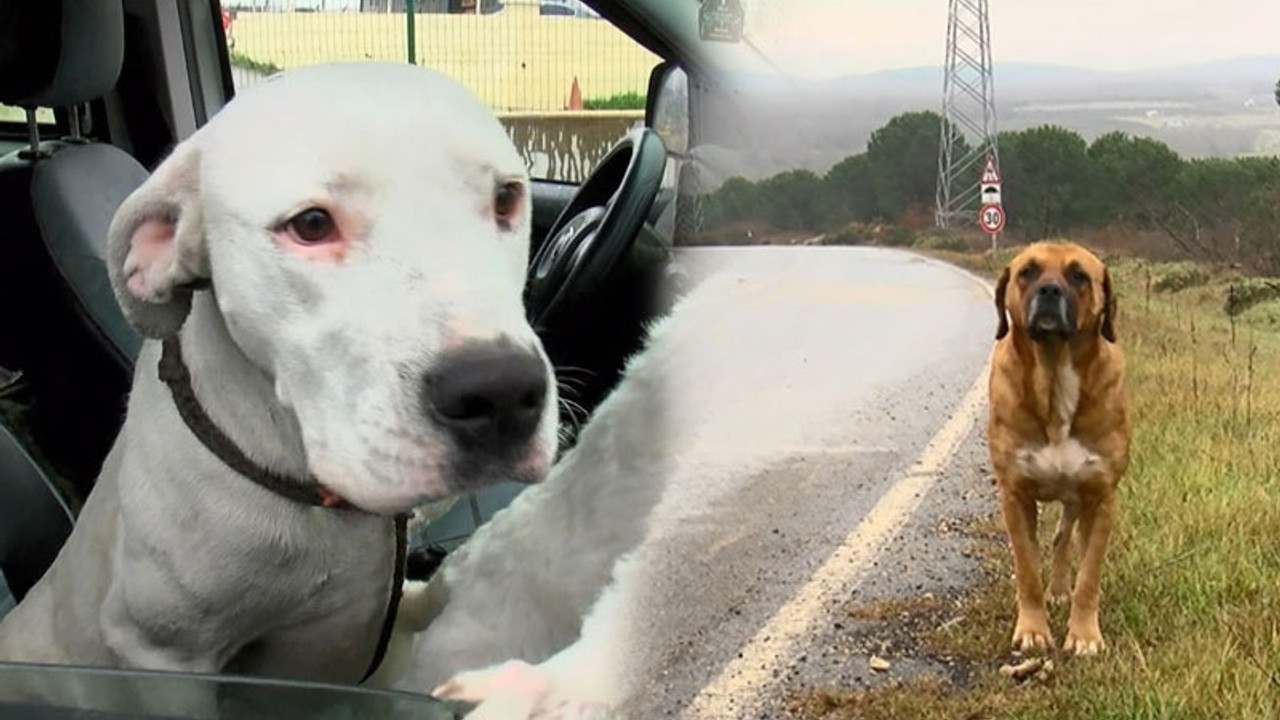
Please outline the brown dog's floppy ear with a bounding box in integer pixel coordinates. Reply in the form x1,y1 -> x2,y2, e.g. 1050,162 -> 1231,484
994,265 -> 1011,340
106,139 -> 211,339
1100,267 -> 1117,342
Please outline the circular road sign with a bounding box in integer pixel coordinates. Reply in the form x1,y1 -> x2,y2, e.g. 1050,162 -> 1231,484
979,203 -> 1006,234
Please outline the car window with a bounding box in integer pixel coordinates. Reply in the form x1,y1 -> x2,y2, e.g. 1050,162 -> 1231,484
0,104 -> 55,126
218,2 -> 661,184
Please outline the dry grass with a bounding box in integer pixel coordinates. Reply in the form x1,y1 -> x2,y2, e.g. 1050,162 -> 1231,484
791,248 -> 1280,720
231,4 -> 659,111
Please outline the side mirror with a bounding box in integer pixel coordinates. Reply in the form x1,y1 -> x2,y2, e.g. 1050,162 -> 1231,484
646,61 -> 689,158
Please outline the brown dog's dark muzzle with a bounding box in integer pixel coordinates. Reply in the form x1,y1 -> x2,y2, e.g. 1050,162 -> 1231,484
1026,281 -> 1076,341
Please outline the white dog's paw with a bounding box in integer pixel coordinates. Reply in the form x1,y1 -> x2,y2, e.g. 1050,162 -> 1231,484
432,660 -> 615,720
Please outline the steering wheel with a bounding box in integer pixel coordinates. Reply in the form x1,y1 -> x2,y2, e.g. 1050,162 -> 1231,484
525,127 -> 667,329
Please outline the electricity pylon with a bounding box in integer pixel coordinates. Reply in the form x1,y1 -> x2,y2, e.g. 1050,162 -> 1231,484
935,0 -> 999,228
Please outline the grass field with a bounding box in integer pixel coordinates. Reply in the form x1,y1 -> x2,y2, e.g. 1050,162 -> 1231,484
231,4 -> 660,111
791,249 -> 1280,720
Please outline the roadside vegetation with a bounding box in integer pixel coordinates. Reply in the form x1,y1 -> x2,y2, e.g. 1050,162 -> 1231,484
583,91 -> 646,110
228,50 -> 283,77
787,251 -> 1280,720
697,111 -> 1280,276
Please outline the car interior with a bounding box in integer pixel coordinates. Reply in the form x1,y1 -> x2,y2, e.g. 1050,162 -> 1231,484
0,0 -> 700,620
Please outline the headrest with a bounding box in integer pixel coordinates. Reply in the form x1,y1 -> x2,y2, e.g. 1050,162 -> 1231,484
0,0 -> 125,109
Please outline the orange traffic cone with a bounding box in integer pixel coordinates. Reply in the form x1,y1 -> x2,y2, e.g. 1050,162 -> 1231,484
567,76 -> 583,111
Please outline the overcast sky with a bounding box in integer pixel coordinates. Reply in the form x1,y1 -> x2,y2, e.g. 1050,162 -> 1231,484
742,0 -> 1280,78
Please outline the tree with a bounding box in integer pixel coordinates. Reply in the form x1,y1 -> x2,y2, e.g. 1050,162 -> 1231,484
1087,131 -> 1184,228
863,111 -> 967,221
819,153 -> 875,227
758,169 -> 824,230
696,110 -> 1280,268
1166,156 -> 1280,260
1238,177 -> 1280,274
702,176 -> 763,228
999,125 -> 1094,238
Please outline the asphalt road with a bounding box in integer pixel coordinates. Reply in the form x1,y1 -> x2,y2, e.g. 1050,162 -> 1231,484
602,245 -> 1000,718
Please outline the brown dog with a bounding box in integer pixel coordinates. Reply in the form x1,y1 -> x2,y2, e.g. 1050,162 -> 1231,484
987,241 -> 1130,656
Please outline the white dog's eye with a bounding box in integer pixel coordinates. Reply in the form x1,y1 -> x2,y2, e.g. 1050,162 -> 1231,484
494,182 -> 523,227
286,208 -> 337,244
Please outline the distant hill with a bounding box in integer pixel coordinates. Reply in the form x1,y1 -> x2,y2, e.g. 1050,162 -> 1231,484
694,56 -> 1280,189
732,56 -> 1280,100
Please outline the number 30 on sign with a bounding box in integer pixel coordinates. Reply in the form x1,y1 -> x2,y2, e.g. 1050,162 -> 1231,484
979,203 -> 1006,234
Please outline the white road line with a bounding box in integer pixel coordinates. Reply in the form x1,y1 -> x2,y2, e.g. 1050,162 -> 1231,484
679,255 -> 999,719
693,444 -> 899,457
680,369 -> 990,720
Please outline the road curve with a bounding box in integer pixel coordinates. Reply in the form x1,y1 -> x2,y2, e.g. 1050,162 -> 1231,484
610,245 -> 998,718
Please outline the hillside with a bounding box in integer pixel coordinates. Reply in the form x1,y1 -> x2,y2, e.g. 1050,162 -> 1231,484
695,56 -> 1280,188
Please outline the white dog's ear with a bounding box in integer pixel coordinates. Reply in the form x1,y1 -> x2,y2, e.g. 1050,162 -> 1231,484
106,139 -> 210,339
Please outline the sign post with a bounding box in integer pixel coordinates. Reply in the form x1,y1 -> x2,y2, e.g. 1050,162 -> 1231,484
978,154 -> 1004,251
405,0 -> 417,65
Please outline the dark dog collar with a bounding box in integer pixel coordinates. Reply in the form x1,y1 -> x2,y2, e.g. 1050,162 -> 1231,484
158,335 -> 344,509
157,334 -> 408,684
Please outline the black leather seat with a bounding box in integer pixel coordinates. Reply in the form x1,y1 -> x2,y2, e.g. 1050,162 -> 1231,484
0,416 -> 73,608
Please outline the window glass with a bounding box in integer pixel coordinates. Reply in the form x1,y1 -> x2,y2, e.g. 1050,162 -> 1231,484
0,104 -> 55,126
219,2 -> 660,183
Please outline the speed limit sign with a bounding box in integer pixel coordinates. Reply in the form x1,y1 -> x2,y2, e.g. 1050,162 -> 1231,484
979,203 -> 1006,234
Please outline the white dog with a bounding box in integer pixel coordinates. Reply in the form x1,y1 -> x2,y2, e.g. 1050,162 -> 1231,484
377,306 -> 678,719
372,272 -> 754,719
0,62 -> 559,692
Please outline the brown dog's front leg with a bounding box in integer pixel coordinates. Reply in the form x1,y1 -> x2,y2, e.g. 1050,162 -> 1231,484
1064,490 -> 1115,655
1047,501 -> 1078,604
998,484 -> 1053,651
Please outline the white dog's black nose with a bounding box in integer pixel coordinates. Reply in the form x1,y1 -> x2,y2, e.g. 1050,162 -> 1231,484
424,343 -> 548,448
